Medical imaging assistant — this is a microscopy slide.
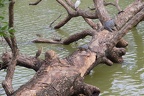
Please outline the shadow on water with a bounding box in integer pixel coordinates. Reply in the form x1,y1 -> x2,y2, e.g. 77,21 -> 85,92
0,0 -> 144,96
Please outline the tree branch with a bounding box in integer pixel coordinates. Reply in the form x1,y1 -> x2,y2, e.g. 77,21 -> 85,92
93,0 -> 111,23
104,0 -> 123,12
29,0 -> 42,5
54,15 -> 72,29
2,0 -> 19,95
83,18 -> 98,30
113,7 -> 144,46
63,29 -> 95,45
54,0 -> 98,29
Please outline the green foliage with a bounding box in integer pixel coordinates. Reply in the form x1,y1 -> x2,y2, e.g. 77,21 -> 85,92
0,26 -> 8,36
9,27 -> 15,33
0,16 -> 7,36
0,0 -> 16,37
0,0 -> 9,7
0,15 -> 16,37
0,0 -> 5,7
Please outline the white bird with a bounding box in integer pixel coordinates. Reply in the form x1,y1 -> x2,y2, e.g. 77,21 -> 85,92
74,0 -> 81,9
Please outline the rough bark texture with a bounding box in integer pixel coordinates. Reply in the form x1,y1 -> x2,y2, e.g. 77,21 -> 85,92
1,0 -> 144,96
2,0 -> 19,96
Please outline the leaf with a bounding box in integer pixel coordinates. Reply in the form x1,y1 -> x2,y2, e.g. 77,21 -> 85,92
0,32 -> 4,36
0,16 -> 4,20
9,27 -> 16,33
1,25 -> 8,31
0,31 -> 6,36
2,22 -> 8,24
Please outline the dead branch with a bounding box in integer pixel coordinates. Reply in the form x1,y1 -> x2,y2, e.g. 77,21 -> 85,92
54,0 -> 98,29
115,0 -> 123,12
1,52 -> 43,71
83,18 -> 98,30
113,7 -> 144,44
104,0 -> 123,12
54,15 -> 72,29
32,29 -> 95,45
32,38 -> 63,44
49,14 -> 62,28
63,29 -> 95,45
94,0 -> 111,23
29,0 -> 42,5
115,1 -> 144,30
104,1 -> 115,6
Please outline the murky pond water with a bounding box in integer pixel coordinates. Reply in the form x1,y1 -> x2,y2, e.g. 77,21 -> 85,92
0,0 -> 144,96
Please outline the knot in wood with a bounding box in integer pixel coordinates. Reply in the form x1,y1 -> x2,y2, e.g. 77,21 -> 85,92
2,52 -> 12,64
45,50 -> 57,61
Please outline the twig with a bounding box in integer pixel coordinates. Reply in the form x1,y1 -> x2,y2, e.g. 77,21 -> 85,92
49,14 -> 62,28
104,0 -> 123,13
29,0 -> 42,5
88,6 -> 95,10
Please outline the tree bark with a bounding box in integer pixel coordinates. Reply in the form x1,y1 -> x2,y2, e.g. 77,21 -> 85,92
54,0 -> 98,29
2,0 -> 19,96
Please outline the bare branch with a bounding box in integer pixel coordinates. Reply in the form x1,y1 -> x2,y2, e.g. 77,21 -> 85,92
65,0 -> 75,10
63,29 -> 95,45
54,0 -> 98,29
32,38 -> 63,44
114,7 -> 144,44
104,1 -> 115,6
104,0 -> 123,13
115,0 -> 122,12
29,0 -> 42,5
93,0 -> 111,23
54,15 -> 72,29
115,1 -> 144,30
49,14 -> 62,28
3,37 -> 12,49
83,18 -> 98,30
56,0 -> 72,14
1,52 -> 44,71
32,29 -> 95,45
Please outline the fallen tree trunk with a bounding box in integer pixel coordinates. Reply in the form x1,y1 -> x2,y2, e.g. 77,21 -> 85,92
13,1 -> 144,96
1,0 -> 144,96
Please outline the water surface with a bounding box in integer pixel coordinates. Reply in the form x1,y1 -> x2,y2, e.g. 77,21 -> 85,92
0,0 -> 144,96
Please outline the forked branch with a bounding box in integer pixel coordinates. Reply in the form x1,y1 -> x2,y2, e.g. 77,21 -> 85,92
2,0 -> 19,95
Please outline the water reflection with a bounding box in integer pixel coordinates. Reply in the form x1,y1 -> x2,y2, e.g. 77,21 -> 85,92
85,24 -> 144,96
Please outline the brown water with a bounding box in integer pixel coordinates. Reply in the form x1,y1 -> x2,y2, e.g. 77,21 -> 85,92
0,0 -> 144,95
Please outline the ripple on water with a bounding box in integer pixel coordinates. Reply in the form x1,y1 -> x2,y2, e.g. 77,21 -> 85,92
110,76 -> 143,96
12,66 -> 35,90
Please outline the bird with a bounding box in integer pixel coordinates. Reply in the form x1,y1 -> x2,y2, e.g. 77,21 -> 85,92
103,19 -> 116,32
74,0 -> 81,9
35,47 -> 43,58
